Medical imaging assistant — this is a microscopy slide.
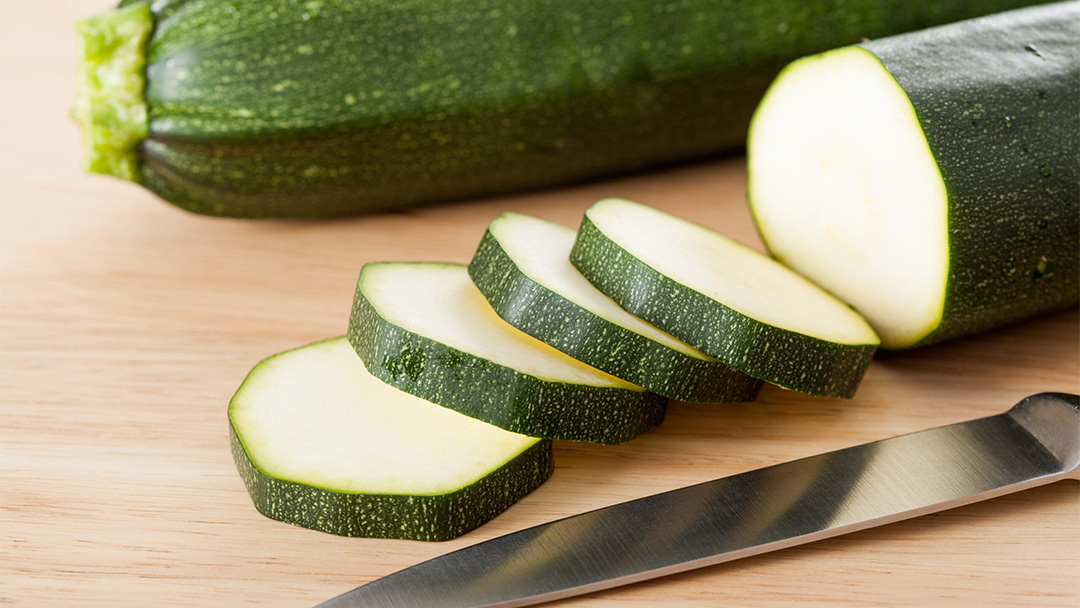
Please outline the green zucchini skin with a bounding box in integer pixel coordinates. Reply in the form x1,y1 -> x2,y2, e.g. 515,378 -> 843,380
857,3 -> 1080,346
570,216 -> 877,399
107,0 -> 1058,217
230,423 -> 553,541
468,227 -> 762,403
347,268 -> 667,444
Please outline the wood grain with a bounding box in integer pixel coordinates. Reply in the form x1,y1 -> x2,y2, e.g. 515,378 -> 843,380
1,2 -> 1077,606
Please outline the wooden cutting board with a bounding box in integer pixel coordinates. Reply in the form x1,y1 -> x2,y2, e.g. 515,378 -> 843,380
2,2 -> 1076,606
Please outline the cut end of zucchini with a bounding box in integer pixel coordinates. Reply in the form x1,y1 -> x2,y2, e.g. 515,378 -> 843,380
73,2 -> 152,182
747,46 -> 949,349
230,337 -> 552,540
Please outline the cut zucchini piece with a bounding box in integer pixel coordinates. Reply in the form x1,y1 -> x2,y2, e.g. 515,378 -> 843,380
348,262 -> 666,444
469,213 -> 762,403
571,199 -> 879,398
229,337 -> 552,541
748,3 -> 1080,348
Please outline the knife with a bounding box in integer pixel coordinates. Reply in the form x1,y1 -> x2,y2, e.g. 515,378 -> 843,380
317,392 -> 1079,608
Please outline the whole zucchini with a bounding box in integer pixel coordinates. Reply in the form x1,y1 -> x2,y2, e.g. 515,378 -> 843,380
747,2 -> 1079,348
76,0 -> 1057,218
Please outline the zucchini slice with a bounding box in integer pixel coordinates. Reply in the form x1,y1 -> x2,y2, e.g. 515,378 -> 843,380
571,199 -> 879,398
229,337 -> 552,541
469,212 -> 761,403
348,262 -> 666,444
747,3 -> 1079,349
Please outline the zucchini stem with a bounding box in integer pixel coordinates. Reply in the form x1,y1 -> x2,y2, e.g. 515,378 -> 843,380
73,2 -> 153,182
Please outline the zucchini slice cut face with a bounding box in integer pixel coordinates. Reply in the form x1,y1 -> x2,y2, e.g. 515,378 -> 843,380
747,47 -> 949,349
571,199 -> 879,398
469,212 -> 761,403
229,337 -> 552,541
349,262 -> 666,443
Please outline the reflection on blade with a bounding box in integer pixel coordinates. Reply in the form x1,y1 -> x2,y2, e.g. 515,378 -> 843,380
318,393 -> 1079,608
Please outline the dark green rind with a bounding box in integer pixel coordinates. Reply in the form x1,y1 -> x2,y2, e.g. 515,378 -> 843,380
230,423 -> 553,541
347,265 -> 667,444
116,0 -> 1056,217
468,229 -> 762,404
856,3 -> 1080,347
571,217 -> 877,399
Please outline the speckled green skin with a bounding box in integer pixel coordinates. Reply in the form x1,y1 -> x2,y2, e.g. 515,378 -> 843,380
108,0 -> 1056,217
347,264 -> 666,444
853,3 -> 1079,347
230,423 -> 553,540
571,217 -> 877,399
468,228 -> 762,404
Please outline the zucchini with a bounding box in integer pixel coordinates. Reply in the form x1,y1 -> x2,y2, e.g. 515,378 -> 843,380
75,0 -> 1060,218
348,262 -> 666,444
570,199 -> 879,399
747,2 -> 1080,349
469,212 -> 762,403
229,337 -> 552,541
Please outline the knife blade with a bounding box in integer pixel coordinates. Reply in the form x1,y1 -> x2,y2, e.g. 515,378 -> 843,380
317,392 -> 1079,608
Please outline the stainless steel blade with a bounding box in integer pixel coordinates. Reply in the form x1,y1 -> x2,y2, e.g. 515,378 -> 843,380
317,392 -> 1079,608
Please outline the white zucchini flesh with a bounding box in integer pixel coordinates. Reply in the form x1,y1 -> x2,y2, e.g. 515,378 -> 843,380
586,198 -> 879,346
360,263 -> 638,389
747,47 -> 949,348
491,213 -> 708,360
230,337 -> 540,495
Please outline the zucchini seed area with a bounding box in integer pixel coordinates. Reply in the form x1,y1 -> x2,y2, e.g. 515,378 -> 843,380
230,338 -> 540,496
490,214 -> 708,360
747,47 -> 949,348
587,199 -> 878,346
359,263 -> 636,389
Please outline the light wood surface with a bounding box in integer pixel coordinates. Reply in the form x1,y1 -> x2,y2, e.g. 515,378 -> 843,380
2,2 -> 1077,606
